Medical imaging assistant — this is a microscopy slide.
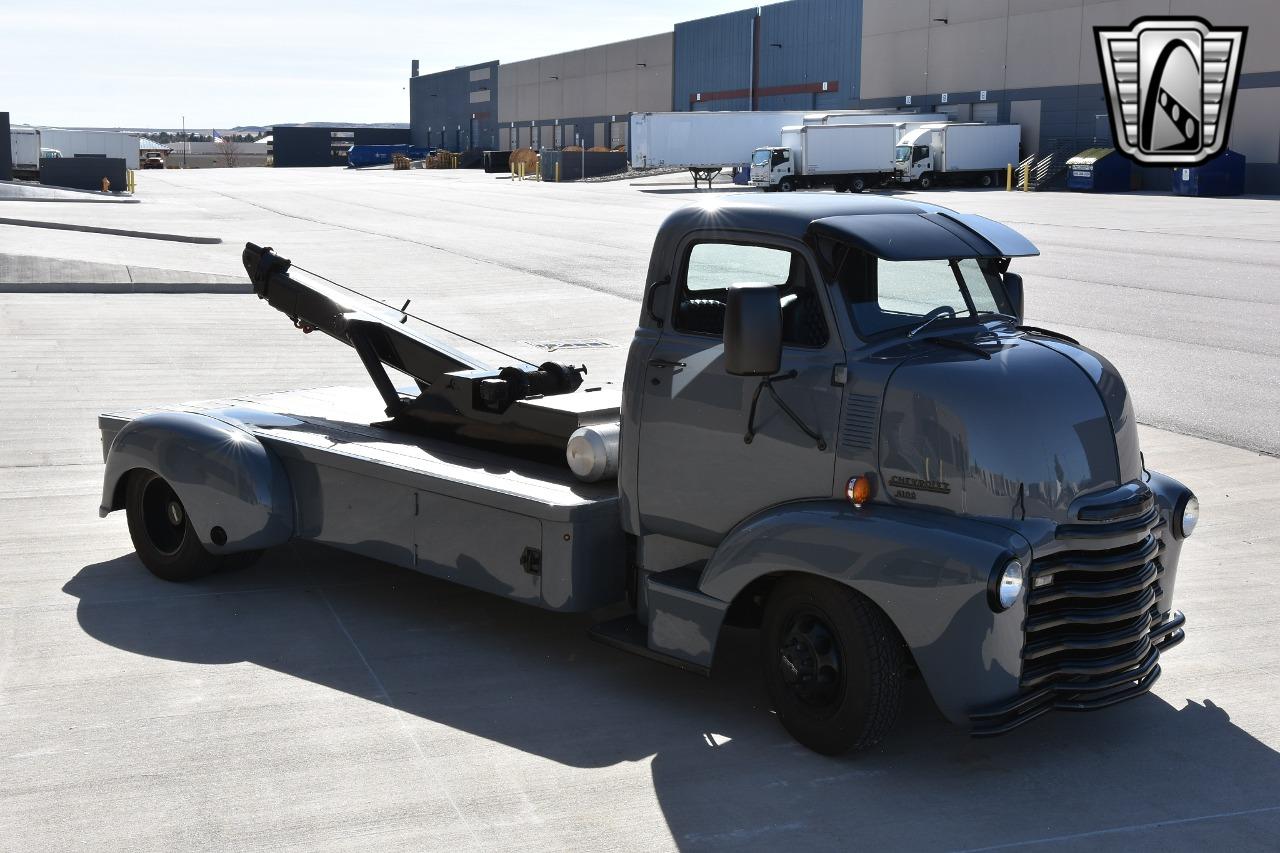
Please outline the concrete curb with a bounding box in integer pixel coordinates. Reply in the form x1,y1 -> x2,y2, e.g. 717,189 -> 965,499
0,281 -> 251,294
0,217 -> 221,243
0,196 -> 142,204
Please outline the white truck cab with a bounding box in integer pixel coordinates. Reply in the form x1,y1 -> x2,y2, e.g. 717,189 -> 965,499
750,146 -> 797,191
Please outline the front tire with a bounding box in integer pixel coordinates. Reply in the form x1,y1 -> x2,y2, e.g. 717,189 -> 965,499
918,173 -> 935,190
761,577 -> 905,755
125,470 -> 243,581
778,176 -> 796,192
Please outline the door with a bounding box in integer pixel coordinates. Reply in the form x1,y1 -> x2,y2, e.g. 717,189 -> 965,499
1010,99 -> 1041,157
637,237 -> 843,546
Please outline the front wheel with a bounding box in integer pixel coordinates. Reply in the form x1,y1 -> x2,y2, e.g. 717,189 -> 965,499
125,470 -> 254,581
761,577 -> 905,755
778,177 -> 796,192
917,173 -> 935,190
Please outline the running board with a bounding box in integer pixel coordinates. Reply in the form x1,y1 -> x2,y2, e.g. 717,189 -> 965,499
589,615 -> 711,678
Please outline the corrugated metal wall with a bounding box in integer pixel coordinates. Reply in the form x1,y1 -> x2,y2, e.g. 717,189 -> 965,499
409,61 -> 499,152
757,0 -> 860,111
673,9 -> 757,112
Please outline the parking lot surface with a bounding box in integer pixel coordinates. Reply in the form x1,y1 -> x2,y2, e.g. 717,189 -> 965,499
1,170 -> 1278,851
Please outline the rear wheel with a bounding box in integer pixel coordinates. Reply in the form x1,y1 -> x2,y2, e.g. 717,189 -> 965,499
851,176 -> 867,193
980,172 -> 994,188
125,470 -> 247,581
761,576 -> 905,755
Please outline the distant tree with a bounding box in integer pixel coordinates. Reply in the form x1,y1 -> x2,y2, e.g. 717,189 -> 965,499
217,135 -> 243,167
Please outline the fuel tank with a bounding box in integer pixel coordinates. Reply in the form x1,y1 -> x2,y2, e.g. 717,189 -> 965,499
877,332 -> 1142,521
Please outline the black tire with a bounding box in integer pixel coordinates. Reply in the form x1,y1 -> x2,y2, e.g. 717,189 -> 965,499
851,176 -> 867,193
761,576 -> 905,755
980,172 -> 994,188
918,173 -> 934,190
125,470 -> 233,581
778,177 -> 796,192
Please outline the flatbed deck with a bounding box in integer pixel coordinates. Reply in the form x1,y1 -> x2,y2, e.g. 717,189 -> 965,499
100,385 -> 626,611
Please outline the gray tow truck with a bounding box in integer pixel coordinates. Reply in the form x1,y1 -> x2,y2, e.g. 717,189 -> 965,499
98,195 -> 1197,755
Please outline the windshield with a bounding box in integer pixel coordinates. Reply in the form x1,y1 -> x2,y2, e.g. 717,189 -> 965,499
830,249 -> 1012,337
751,149 -> 772,166
894,145 -> 911,162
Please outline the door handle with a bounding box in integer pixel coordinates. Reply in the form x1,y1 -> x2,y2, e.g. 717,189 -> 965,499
648,358 -> 686,369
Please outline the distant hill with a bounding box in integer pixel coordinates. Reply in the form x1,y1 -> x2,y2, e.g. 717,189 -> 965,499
231,122 -> 410,132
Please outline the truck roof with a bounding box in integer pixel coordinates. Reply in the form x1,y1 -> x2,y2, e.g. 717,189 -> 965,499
657,195 -> 1038,261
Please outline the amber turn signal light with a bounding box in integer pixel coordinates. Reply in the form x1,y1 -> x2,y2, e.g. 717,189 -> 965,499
846,474 -> 873,507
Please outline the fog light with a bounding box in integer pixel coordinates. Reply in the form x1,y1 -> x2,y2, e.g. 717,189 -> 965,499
1177,494 -> 1199,539
991,558 -> 1024,611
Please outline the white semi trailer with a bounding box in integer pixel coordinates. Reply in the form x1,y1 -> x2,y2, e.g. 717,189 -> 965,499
894,123 -> 1021,189
629,110 -> 942,186
38,128 -> 140,170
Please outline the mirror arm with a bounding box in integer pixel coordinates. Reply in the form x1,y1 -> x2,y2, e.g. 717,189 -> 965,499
744,370 -> 826,451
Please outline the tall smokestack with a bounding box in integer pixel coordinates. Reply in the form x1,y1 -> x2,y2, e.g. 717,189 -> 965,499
411,59 -> 420,78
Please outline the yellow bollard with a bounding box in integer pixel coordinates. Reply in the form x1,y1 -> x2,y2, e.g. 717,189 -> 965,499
519,162 -> 525,181
555,161 -> 560,182
1006,164 -> 1012,192
1022,166 -> 1029,192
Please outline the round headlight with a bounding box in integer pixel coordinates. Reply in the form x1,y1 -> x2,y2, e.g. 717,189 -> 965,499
992,558 -> 1024,611
1178,494 -> 1199,538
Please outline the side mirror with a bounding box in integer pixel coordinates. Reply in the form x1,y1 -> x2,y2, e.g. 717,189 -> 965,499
1004,273 -> 1025,325
724,283 -> 782,377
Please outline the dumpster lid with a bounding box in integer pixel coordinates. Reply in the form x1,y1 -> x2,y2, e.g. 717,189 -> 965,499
1067,147 -> 1115,166
809,211 -> 1039,261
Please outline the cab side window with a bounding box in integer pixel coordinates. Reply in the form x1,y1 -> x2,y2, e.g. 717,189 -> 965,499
674,242 -> 828,348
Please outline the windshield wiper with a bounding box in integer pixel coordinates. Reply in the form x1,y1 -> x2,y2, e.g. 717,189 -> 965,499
907,306 -> 956,337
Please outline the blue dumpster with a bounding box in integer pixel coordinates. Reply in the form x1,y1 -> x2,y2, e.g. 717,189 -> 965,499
731,164 -> 751,185
1171,149 -> 1246,196
1066,148 -> 1132,192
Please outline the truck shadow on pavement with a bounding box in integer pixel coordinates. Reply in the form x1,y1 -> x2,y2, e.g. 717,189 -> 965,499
66,545 -> 1280,851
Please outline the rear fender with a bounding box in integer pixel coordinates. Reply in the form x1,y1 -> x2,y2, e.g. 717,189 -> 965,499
100,411 -> 293,553
699,500 -> 1033,724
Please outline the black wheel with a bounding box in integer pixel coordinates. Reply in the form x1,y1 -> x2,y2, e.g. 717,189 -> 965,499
761,577 -> 905,755
918,173 -> 934,190
980,172 -> 994,188
125,470 -> 236,581
851,176 -> 867,193
778,177 -> 796,192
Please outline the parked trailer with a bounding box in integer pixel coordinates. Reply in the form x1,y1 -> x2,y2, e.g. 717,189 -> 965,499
752,123 -> 902,192
895,123 -> 1021,188
98,195 -> 1196,756
630,110 -> 939,186
37,128 -> 140,170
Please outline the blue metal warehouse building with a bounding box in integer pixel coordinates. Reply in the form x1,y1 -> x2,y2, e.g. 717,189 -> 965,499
409,0 -> 1280,192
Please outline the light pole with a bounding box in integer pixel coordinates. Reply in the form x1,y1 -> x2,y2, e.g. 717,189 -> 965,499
181,115 -> 187,169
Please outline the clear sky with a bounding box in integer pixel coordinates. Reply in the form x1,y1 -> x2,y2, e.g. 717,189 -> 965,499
2,1 -> 753,130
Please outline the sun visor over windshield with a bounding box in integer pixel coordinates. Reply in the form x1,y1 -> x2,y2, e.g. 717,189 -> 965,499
808,212 -> 1039,261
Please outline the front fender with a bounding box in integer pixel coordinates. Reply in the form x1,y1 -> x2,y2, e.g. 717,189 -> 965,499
100,411 -> 294,553
700,500 -> 1033,725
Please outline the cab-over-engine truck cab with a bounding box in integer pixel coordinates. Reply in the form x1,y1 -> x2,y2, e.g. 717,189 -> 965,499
98,196 -> 1196,756
616,196 -> 1192,753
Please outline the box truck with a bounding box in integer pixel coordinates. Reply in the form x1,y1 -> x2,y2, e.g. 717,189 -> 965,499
752,123 -> 919,192
630,110 -> 944,186
9,126 -> 63,179
894,123 -> 1021,188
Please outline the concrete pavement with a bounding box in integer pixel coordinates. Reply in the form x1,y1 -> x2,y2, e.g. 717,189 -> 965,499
0,169 -> 1277,851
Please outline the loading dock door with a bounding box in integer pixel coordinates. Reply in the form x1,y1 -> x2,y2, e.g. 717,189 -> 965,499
1010,100 -> 1042,156
593,122 -> 605,148
973,102 -> 998,124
